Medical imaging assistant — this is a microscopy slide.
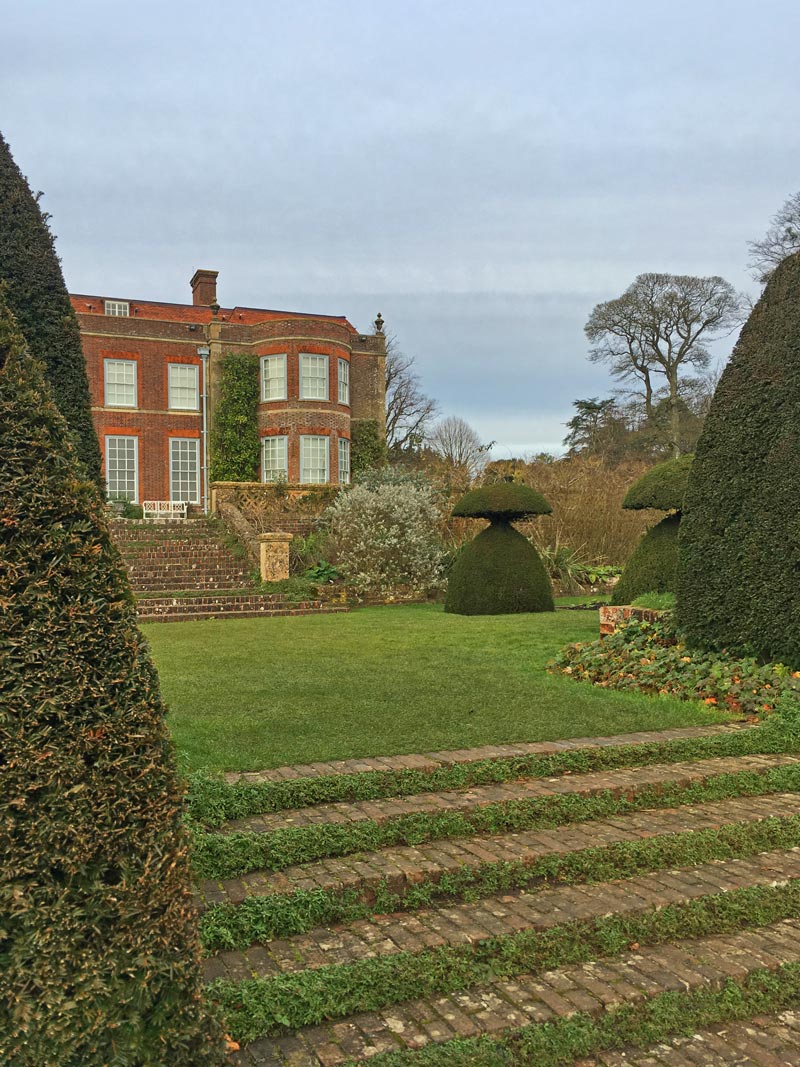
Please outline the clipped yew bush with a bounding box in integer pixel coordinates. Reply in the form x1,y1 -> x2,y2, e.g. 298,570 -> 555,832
445,483 -> 554,615
677,251 -> 800,666
611,455 -> 692,606
0,296 -> 225,1064
0,131 -> 101,482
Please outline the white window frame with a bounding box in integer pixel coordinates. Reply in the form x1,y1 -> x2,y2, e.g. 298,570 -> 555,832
104,359 -> 137,408
338,358 -> 350,405
260,354 -> 287,402
300,353 -> 329,401
168,363 -> 200,410
338,437 -> 351,484
300,435 -> 330,484
261,436 -> 289,483
105,435 -> 139,503
169,438 -> 201,504
104,300 -> 130,317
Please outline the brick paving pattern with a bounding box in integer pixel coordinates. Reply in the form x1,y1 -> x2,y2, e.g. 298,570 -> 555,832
230,920 -> 800,1065
195,730 -> 800,1066
580,1011 -> 800,1065
203,846 -> 800,983
223,723 -> 748,787
220,753 -> 799,835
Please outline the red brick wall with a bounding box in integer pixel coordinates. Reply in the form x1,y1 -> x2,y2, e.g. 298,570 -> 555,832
72,285 -> 385,501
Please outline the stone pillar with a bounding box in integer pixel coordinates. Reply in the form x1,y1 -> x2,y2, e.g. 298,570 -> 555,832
257,532 -> 293,582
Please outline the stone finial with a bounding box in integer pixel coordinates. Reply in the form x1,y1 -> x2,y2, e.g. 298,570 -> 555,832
374,312 -> 384,335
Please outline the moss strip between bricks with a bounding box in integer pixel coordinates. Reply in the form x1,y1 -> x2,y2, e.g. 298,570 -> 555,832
199,810 -> 800,950
187,723 -> 800,827
191,762 -> 800,878
339,962 -> 800,1067
208,877 -> 800,1041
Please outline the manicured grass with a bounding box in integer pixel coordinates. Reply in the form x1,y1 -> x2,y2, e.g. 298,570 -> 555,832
142,605 -> 729,773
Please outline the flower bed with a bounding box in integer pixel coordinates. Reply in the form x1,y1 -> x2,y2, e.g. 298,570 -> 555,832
550,612 -> 800,717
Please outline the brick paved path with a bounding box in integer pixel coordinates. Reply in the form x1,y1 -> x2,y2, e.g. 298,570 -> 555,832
194,725 -> 800,1066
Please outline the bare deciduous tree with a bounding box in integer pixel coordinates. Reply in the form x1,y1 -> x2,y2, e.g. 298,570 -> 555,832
747,190 -> 800,284
585,273 -> 745,457
384,335 -> 438,453
429,415 -> 492,483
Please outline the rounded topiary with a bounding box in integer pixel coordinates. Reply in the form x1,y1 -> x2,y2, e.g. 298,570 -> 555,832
621,453 -> 693,511
445,482 -> 554,615
611,456 -> 692,606
0,296 -> 225,1063
677,251 -> 800,666
611,512 -> 681,605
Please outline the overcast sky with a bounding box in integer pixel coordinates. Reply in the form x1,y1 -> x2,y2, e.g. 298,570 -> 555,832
4,0 -> 799,455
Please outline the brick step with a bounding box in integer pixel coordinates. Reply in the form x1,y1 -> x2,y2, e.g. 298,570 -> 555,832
203,845 -> 800,984
215,752 -> 800,836
227,918 -> 800,1065
128,572 -> 251,586
583,1011 -> 800,1065
138,597 -> 347,622
198,790 -> 800,911
120,554 -> 247,563
222,723 -> 748,787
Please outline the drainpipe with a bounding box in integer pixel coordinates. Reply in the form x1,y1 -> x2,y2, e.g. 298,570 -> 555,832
197,345 -> 210,513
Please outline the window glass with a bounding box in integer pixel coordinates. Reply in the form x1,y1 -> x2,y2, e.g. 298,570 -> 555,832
104,300 -> 129,316
300,435 -> 330,483
338,437 -> 351,484
169,438 -> 200,503
104,359 -> 137,407
168,364 -> 199,409
262,436 -> 288,482
338,358 -> 350,405
261,354 -> 287,401
106,436 -> 138,501
300,354 -> 328,400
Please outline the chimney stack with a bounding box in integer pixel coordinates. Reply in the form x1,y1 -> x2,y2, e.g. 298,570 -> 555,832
190,269 -> 219,306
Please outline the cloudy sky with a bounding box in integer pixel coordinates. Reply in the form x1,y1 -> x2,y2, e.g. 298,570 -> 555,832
4,0 -> 799,455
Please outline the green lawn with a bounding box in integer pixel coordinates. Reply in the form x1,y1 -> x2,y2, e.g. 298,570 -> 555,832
143,604 -> 730,774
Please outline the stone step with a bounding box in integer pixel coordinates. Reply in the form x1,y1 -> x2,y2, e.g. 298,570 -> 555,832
228,918 -> 800,1065
222,723 -> 749,788
198,790 -> 800,910
581,1011 -> 800,1065
203,845 -> 800,984
215,752 -> 800,836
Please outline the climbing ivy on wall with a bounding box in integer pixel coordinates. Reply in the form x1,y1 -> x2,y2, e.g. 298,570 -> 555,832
210,352 -> 260,482
351,419 -> 388,478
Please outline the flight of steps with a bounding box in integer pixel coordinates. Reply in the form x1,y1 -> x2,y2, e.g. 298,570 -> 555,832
111,519 -> 347,622
194,723 -> 800,1065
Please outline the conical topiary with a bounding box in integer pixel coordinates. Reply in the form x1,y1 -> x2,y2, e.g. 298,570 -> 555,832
677,251 -> 800,666
445,483 -> 554,615
0,131 -> 101,483
611,455 -> 692,606
0,294 -> 225,1064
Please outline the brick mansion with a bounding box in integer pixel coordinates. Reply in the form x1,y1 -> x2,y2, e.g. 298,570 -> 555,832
69,269 -> 386,506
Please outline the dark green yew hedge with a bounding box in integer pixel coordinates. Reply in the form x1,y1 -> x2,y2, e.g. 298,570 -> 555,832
621,454 -> 692,511
0,299 -> 225,1065
677,251 -> 800,667
0,131 -> 101,483
611,513 -> 680,606
445,522 -> 554,615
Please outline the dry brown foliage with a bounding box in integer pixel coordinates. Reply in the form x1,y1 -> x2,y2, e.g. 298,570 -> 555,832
500,456 -> 657,565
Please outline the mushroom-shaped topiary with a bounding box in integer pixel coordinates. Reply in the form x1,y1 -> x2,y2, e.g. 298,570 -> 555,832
445,483 -> 555,615
611,454 -> 693,606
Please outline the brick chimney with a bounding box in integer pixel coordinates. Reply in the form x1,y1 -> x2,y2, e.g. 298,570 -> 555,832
190,269 -> 219,306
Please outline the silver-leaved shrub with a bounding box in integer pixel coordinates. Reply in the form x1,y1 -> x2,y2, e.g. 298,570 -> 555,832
327,477 -> 446,597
